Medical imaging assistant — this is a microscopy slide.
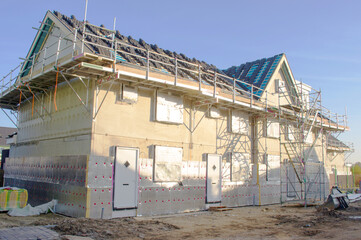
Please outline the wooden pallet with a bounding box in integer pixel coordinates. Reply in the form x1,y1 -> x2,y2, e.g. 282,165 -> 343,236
208,206 -> 233,212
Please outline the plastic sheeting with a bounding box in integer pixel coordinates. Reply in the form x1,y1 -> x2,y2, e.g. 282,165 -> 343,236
8,199 -> 57,216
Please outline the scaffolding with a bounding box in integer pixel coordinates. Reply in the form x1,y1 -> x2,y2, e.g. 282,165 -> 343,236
0,20 -> 281,116
0,11 -> 350,207
278,79 -> 348,205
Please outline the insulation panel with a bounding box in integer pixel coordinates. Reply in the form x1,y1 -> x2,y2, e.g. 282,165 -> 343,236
153,146 -> 182,182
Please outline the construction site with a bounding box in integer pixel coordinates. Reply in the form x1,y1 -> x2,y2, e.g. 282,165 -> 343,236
0,4 -> 359,240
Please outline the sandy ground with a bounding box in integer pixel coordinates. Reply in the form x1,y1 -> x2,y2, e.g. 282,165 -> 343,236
0,201 -> 361,240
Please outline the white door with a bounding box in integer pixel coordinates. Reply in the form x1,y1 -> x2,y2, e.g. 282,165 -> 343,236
206,154 -> 222,203
113,147 -> 138,209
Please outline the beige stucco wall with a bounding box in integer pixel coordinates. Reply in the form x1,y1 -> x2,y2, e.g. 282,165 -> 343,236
10,79 -> 93,157
91,82 -> 251,163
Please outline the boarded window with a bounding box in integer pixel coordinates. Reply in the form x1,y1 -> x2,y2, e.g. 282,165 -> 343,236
207,107 -> 221,119
265,154 -> 280,181
117,84 -> 138,103
287,125 -> 295,141
228,111 -> 249,135
153,146 -> 182,182
229,152 -> 251,182
156,92 -> 183,124
264,120 -> 279,138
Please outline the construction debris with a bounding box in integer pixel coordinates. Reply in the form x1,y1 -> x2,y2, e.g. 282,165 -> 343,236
321,187 -> 350,210
347,193 -> 361,203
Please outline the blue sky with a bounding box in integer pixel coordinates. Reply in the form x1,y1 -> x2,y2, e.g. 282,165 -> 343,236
0,0 -> 360,162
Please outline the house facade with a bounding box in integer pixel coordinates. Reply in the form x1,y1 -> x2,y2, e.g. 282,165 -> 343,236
0,11 -> 350,218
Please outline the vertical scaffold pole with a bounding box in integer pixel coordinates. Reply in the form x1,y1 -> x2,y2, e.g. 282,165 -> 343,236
112,17 -> 117,72
42,47 -> 47,72
174,57 -> 177,85
251,84 -> 253,108
278,86 -> 282,203
233,77 -> 235,103
73,29 -> 77,57
320,89 -> 325,200
345,106 -> 348,128
146,49 -> 149,80
81,0 -> 88,53
265,91 -> 268,112
213,71 -> 217,98
198,64 -> 201,91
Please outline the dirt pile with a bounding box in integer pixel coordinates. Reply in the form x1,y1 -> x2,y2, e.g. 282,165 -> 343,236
316,207 -> 343,218
34,217 -> 179,240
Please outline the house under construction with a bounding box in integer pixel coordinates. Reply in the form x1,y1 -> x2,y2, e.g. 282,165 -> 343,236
0,10 -> 352,218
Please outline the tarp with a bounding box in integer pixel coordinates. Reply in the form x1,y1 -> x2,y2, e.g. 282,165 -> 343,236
7,199 -> 57,216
